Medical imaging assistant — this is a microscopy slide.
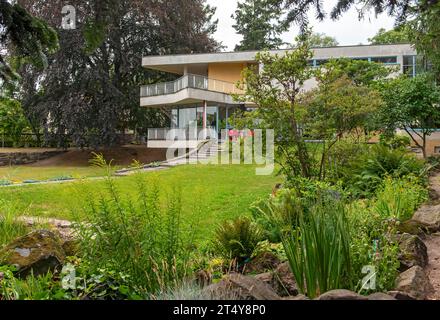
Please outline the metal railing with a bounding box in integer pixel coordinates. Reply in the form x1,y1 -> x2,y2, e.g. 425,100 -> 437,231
148,127 -> 217,141
140,74 -> 242,97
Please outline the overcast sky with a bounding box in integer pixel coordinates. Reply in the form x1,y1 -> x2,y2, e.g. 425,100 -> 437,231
207,0 -> 397,51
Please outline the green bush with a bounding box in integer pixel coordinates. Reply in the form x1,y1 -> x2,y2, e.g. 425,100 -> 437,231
374,176 -> 428,221
212,217 -> 263,264
347,200 -> 400,293
282,198 -> 352,299
347,144 -> 427,196
250,189 -> 303,243
76,155 -> 192,297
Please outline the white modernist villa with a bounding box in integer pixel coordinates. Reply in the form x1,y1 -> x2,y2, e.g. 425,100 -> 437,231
140,43 -> 422,147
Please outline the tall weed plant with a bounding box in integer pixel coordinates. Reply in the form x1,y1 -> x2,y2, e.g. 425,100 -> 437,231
77,155 -> 193,297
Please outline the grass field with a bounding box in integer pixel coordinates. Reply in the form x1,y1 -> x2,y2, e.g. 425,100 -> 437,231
0,164 -> 281,244
0,165 -> 118,182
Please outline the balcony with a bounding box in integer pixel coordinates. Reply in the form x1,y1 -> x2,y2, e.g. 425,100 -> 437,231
140,74 -> 242,98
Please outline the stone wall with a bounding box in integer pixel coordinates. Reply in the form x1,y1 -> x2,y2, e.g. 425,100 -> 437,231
0,151 -> 65,166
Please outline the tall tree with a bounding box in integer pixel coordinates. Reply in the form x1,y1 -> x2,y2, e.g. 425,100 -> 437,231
309,32 -> 338,47
232,0 -> 289,51
278,0 -> 439,29
408,2 -> 440,80
235,33 -> 315,179
0,0 -> 58,83
16,0 -> 220,148
368,26 -> 410,44
377,73 -> 440,159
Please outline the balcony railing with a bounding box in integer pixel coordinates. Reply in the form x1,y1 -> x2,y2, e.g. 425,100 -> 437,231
140,74 -> 243,97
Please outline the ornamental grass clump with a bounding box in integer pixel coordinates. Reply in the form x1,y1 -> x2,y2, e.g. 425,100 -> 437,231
282,198 -> 352,299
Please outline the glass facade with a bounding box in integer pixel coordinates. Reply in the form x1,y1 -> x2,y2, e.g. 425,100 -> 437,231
403,55 -> 429,77
170,104 -> 241,135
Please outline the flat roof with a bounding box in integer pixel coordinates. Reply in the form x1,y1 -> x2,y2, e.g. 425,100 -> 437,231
142,43 -> 416,74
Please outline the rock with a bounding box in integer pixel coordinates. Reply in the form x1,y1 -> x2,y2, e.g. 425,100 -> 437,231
412,204 -> 440,233
317,289 -> 367,300
387,291 -> 417,300
203,273 -> 281,300
395,266 -> 434,300
0,230 -> 65,278
397,233 -> 428,271
428,187 -> 440,202
61,239 -> 80,257
254,272 -> 293,297
397,220 -> 426,236
273,262 -> 299,297
283,294 -> 309,300
367,292 -> 396,300
243,252 -> 280,274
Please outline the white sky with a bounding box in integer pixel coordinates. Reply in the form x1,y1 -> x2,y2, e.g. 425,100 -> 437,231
207,0 -> 397,51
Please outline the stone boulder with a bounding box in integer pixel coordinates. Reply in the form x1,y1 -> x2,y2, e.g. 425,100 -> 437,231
397,233 -> 428,271
243,252 -> 281,274
203,273 -> 281,300
395,266 -> 434,300
273,262 -> 299,297
412,204 -> 440,233
397,220 -> 426,236
367,292 -> 397,300
316,289 -> 367,300
387,291 -> 417,300
0,230 -> 65,278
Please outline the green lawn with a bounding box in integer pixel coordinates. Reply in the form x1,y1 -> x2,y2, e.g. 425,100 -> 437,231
0,165 -> 119,182
0,164 -> 280,243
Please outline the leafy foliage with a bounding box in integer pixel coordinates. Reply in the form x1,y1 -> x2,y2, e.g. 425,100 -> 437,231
236,32 -> 315,178
233,0 -> 289,51
344,144 -> 427,196
0,0 -> 58,83
0,97 -> 30,146
375,176 -> 428,221
212,217 -> 263,264
377,73 -> 440,158
309,32 -> 338,47
16,0 -> 220,148
369,26 -> 411,44
77,155 -> 192,296
408,2 -> 440,80
282,198 -> 352,299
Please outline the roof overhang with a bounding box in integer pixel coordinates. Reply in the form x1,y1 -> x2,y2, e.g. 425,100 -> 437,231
142,44 -> 417,74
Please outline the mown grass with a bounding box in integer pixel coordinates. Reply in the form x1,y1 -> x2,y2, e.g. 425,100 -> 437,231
0,164 -> 280,244
0,165 -> 118,182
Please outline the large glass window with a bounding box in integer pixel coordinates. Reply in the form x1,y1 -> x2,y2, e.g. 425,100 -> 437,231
371,56 -> 397,64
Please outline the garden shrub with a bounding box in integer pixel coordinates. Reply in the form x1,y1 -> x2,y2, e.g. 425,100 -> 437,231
251,180 -> 345,243
212,217 -> 263,265
250,189 -> 303,243
76,155 -> 192,298
346,144 -> 427,197
347,200 -> 400,293
374,176 -> 428,221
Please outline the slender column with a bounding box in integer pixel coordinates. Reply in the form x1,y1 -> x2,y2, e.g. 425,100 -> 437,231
225,106 -> 229,130
183,65 -> 188,75
203,101 -> 207,129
